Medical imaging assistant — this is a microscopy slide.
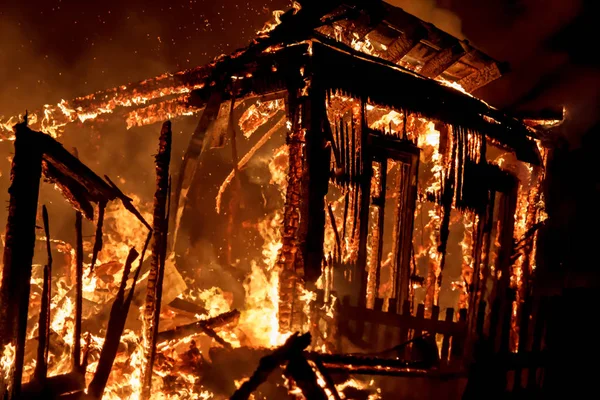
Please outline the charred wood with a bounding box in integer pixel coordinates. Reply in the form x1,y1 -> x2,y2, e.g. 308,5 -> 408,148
33,206 -> 52,383
87,248 -> 140,400
90,200 -> 107,272
277,93 -> 306,332
157,309 -> 240,343
73,211 -> 84,372
229,332 -> 311,400
0,121 -> 44,400
142,121 -> 172,399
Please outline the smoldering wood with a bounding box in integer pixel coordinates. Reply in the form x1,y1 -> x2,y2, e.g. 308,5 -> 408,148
72,211 -> 84,373
87,248 -> 140,400
0,122 -> 44,400
310,355 -> 343,400
158,310 -> 240,342
229,332 -> 311,400
142,121 -> 173,399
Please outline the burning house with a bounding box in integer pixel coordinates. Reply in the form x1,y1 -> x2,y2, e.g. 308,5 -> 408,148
0,1 -> 556,399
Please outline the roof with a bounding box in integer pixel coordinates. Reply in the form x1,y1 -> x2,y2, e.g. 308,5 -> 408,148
315,1 -> 506,92
184,0 -> 541,164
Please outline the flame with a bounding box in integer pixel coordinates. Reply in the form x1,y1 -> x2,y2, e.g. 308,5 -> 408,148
257,10 -> 285,36
1,343 -> 15,388
239,99 -> 284,138
0,70 -> 208,140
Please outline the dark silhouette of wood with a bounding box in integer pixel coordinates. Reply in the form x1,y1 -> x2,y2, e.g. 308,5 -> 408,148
34,206 -> 52,383
0,121 -> 44,400
72,211 -> 84,372
90,200 -> 107,272
158,310 -> 240,342
229,332 -> 311,400
87,248 -> 140,400
284,355 -> 329,400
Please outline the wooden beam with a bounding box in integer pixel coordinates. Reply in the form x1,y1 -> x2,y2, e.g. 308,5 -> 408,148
386,29 -> 425,63
459,62 -> 503,93
0,122 -> 44,400
420,42 -> 468,79
142,121 -> 172,400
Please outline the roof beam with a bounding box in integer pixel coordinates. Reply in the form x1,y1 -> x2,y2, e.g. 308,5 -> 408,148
459,62 -> 503,93
386,29 -> 425,63
420,42 -> 468,79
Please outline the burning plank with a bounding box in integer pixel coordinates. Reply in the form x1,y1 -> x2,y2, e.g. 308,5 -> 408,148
158,309 -> 240,343
87,248 -> 141,400
141,121 -> 173,399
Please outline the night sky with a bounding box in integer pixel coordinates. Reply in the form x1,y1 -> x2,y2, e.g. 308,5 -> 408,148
0,0 -> 288,115
1,0 -> 597,145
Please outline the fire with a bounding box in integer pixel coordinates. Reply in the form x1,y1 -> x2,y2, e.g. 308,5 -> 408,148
0,71 -> 208,141
1,343 -> 16,387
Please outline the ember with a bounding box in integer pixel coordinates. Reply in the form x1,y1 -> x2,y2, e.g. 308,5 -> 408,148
0,1 -> 562,400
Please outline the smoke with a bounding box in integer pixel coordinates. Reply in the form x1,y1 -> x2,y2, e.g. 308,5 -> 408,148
0,1 -> 285,244
386,0 -> 465,40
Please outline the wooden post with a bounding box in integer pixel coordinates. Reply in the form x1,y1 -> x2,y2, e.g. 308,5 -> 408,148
0,122 -> 44,400
141,121 -> 172,399
34,206 -> 52,382
72,211 -> 83,372
356,100 -> 372,308
301,84 -> 330,283
277,91 -> 306,333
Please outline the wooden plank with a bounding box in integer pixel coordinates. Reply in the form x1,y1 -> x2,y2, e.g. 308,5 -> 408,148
72,211 -> 84,373
302,85 -> 330,283
527,297 -> 547,389
338,302 -> 465,335
451,309 -> 468,361
515,296 -> 533,390
383,298 -> 398,349
368,298 -> 385,350
440,308 -> 454,364
459,62 -> 502,93
476,300 -> 487,337
398,301 -> 411,359
142,121 -> 172,400
0,122 -> 44,400
356,100 -> 372,315
420,43 -> 468,79
411,304 -> 426,359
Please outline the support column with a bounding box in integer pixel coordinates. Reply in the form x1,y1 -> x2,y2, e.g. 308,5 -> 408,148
0,122 -> 44,400
277,92 -> 306,333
